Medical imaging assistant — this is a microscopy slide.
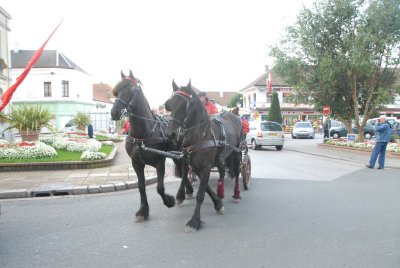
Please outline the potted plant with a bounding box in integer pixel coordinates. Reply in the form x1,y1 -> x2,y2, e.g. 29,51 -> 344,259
0,58 -> 7,69
4,105 -> 56,141
72,112 -> 90,131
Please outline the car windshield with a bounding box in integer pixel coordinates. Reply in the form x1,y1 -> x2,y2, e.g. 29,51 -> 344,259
261,122 -> 282,131
295,122 -> 312,128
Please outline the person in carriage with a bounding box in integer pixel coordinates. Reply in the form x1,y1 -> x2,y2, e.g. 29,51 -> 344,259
198,92 -> 218,115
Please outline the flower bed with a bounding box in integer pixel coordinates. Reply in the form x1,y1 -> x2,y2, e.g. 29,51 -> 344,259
324,138 -> 400,153
0,141 -> 57,159
0,134 -> 114,161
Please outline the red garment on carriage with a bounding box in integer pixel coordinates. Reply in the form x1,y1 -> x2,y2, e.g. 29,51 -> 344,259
241,117 -> 249,134
204,101 -> 218,115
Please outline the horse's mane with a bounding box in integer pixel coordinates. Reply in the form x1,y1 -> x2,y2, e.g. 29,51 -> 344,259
112,79 -> 131,97
184,86 -> 209,123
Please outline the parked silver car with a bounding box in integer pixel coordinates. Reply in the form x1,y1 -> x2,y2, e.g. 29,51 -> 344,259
246,121 -> 285,150
291,121 -> 315,139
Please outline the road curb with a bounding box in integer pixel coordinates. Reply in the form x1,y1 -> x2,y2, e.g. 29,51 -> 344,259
284,147 -> 400,170
0,176 -> 158,200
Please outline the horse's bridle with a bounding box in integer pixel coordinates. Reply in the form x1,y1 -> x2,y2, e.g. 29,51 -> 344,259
167,90 -> 194,127
115,80 -> 140,119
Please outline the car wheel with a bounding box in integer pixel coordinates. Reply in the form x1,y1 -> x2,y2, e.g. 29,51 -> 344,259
364,132 -> 372,140
276,145 -> 283,151
332,132 -> 340,139
251,139 -> 258,150
292,135 -> 296,139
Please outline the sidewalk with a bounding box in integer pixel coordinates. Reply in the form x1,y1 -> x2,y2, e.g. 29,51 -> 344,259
0,138 -> 399,199
0,142 -> 175,199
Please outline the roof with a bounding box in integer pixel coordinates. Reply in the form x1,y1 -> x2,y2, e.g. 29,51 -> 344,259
205,91 -> 238,106
10,50 -> 88,73
190,85 -> 236,106
93,83 -> 113,104
241,70 -> 287,91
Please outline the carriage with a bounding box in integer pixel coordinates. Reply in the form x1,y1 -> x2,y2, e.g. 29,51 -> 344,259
111,70 -> 252,232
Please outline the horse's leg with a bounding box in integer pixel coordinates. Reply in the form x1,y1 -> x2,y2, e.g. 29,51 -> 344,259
176,161 -> 194,205
156,159 -> 175,208
132,161 -> 149,222
216,161 -> 225,199
184,169 -> 211,233
232,152 -> 242,203
206,184 -> 224,214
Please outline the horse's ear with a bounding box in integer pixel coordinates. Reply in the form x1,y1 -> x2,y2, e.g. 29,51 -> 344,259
187,79 -> 192,89
172,79 -> 179,92
121,71 -> 126,79
129,69 -> 134,79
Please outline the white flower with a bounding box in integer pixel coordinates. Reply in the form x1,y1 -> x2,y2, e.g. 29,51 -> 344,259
80,151 -> 107,161
102,141 -> 114,146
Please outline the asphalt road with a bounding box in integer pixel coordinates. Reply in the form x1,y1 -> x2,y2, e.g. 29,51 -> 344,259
1,138 -> 399,267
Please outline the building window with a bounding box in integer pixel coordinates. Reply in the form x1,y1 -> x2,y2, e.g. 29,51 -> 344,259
267,93 -> 272,103
62,80 -> 69,97
248,96 -> 252,108
44,82 -> 52,97
243,97 -> 246,108
283,93 -> 290,104
253,93 -> 256,107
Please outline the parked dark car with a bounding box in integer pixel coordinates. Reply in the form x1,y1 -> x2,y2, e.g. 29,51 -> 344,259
329,121 -> 375,139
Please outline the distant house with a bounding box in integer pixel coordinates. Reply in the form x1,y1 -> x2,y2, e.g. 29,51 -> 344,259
190,85 -> 237,110
240,65 -> 322,125
9,49 -> 107,130
0,6 -> 11,103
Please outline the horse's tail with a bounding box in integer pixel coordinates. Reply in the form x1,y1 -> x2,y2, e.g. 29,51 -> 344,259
225,150 -> 241,178
173,159 -> 183,178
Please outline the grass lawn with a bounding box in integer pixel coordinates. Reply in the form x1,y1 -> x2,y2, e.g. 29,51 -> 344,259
0,145 -> 114,163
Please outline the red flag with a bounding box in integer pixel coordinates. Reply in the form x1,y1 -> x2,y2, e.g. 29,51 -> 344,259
267,71 -> 272,94
0,20 -> 63,111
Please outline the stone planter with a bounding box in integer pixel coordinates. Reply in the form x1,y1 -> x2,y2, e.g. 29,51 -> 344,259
20,130 -> 40,142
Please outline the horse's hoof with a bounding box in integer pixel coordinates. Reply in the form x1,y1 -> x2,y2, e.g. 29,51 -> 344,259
216,206 -> 225,215
184,225 -> 197,233
232,195 -> 241,203
164,195 -> 176,208
186,193 -> 193,200
176,198 -> 184,205
134,215 -> 147,223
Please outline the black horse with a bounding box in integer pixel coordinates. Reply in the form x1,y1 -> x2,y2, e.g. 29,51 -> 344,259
111,71 -> 193,222
165,80 -> 243,232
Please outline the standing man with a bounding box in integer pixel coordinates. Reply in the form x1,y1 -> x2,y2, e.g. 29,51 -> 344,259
323,118 -> 331,139
199,92 -> 218,115
366,115 -> 392,169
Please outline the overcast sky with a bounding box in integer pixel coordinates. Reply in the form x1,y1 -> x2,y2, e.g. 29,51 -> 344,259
2,0 -> 313,107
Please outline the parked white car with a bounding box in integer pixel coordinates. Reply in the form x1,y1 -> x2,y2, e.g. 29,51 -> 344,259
246,120 -> 285,151
292,121 -> 315,139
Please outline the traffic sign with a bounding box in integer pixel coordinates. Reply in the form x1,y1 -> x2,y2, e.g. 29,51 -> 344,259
323,105 -> 330,115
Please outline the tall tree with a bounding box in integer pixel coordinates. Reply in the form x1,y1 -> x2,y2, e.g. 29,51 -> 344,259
270,0 -> 400,140
267,91 -> 283,124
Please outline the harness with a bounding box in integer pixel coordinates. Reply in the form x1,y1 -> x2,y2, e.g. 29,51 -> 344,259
169,91 -> 236,163
116,79 -> 168,164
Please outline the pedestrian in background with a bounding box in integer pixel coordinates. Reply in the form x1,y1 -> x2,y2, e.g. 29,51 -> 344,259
323,118 -> 331,139
87,123 -> 94,139
199,92 -> 218,115
366,115 -> 392,169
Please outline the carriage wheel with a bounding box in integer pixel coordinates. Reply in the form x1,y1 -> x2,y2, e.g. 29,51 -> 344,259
241,154 -> 251,190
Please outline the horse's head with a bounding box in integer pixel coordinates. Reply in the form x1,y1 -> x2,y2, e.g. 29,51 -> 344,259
164,79 -> 202,142
111,70 -> 141,120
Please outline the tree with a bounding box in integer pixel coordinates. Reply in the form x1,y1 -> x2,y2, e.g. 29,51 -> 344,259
267,91 -> 283,124
227,93 -> 243,108
270,0 -> 400,141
